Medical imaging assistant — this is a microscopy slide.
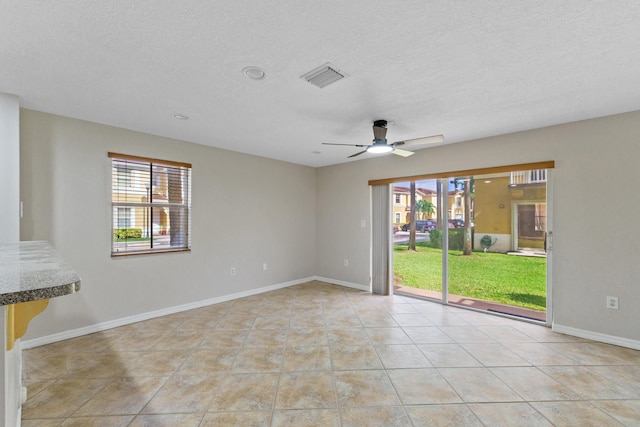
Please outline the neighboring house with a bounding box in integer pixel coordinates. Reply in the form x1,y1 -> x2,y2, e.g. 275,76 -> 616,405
393,171 -> 546,254
473,170 -> 547,252
392,185 -> 436,223
448,189 -> 466,221
392,185 -> 467,225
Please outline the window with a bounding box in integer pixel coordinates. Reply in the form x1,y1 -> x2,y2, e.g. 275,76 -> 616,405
395,212 -> 401,223
109,152 -> 191,256
395,194 -> 400,203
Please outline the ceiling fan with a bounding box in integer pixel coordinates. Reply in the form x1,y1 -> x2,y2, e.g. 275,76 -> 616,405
322,120 -> 444,158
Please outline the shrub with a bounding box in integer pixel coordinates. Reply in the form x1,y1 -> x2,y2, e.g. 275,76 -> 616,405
448,229 -> 464,250
429,229 -> 442,248
429,228 -> 465,250
127,228 -> 142,238
114,228 -> 143,239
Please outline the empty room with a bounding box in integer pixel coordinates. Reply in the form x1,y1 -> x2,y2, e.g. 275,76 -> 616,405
1,1 -> 640,426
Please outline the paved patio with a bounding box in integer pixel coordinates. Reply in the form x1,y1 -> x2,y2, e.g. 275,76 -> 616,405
394,285 -> 547,322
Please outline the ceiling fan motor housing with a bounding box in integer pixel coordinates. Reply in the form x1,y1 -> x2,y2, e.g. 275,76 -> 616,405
372,119 -> 388,142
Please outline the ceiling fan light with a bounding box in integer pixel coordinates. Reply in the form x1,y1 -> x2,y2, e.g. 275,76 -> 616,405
367,143 -> 393,154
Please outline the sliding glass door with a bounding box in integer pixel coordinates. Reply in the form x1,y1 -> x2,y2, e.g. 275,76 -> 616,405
390,163 -> 551,324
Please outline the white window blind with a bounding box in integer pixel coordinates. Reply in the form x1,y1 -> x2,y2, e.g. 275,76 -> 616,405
109,153 -> 191,256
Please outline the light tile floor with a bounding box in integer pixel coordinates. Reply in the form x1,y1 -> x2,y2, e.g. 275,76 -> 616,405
22,281 -> 640,426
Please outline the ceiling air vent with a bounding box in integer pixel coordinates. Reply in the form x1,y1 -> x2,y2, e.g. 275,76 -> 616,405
300,63 -> 347,88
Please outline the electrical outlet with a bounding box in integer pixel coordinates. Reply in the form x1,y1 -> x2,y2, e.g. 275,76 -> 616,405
230,267 -> 236,276
606,296 -> 618,310
263,263 -> 267,271
343,259 -> 349,267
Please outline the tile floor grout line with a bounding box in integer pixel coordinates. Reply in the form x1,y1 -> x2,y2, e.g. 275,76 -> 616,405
20,281 -> 640,426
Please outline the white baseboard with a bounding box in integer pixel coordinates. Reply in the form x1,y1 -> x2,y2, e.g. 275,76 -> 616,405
313,276 -> 370,292
553,323 -> 640,350
22,276 -> 319,349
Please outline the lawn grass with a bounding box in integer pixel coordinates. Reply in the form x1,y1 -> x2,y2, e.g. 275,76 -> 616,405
393,242 -> 546,310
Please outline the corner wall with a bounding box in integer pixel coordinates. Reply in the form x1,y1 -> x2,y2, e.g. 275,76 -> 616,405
20,110 -> 317,339
316,110 -> 640,345
0,92 -> 22,427
0,93 -> 19,243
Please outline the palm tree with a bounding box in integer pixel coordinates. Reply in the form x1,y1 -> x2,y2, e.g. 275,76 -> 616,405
436,180 -> 444,231
416,199 -> 435,219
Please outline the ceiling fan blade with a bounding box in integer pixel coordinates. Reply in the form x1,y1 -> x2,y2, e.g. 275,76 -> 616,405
392,148 -> 415,157
348,150 -> 368,158
321,143 -> 366,147
394,134 -> 444,148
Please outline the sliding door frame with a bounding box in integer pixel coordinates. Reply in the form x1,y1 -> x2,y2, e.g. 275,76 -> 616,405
545,169 -> 554,326
372,161 -> 554,326
439,178 -> 449,305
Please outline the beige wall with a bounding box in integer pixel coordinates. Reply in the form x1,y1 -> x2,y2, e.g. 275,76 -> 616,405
317,110 -> 640,343
20,110 -> 317,338
17,108 -> 640,346
474,176 -> 513,236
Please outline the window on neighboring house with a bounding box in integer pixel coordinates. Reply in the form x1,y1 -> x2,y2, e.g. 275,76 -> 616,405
395,212 -> 401,223
395,194 -> 400,203
115,168 -> 132,188
114,207 -> 132,229
109,152 -> 192,256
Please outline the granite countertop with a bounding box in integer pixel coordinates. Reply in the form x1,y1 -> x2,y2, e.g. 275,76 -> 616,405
0,241 -> 81,305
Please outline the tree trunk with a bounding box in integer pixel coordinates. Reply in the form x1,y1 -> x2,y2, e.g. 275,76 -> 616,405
408,181 -> 417,251
436,180 -> 444,231
463,180 -> 472,255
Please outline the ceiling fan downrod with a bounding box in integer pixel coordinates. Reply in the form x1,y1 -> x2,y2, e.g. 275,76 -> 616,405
372,119 -> 388,143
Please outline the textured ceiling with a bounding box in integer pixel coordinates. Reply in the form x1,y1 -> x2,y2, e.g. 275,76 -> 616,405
2,1 -> 640,167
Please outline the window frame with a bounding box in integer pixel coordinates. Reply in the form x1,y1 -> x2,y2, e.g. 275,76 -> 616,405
109,152 -> 192,257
